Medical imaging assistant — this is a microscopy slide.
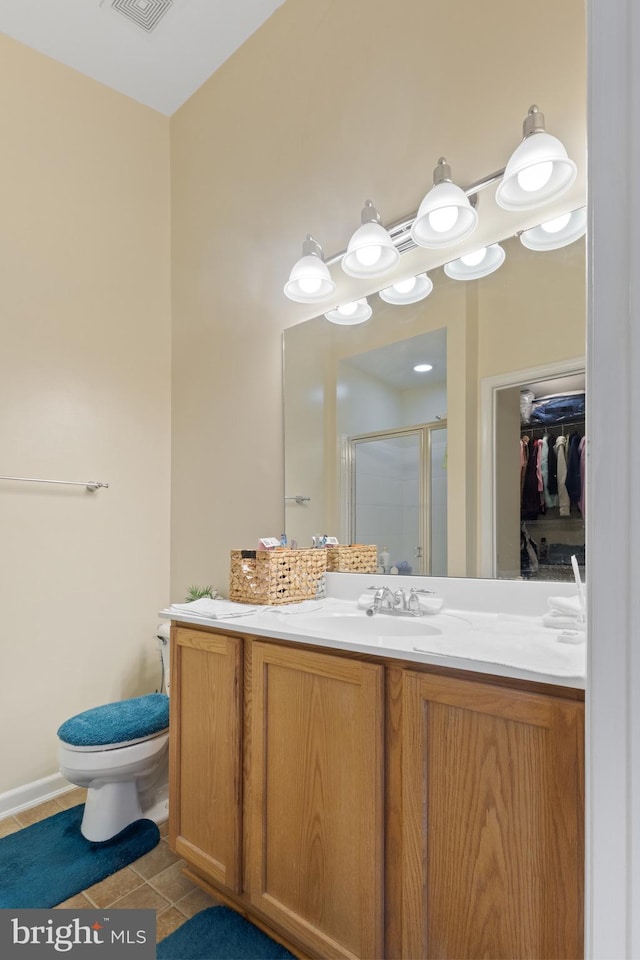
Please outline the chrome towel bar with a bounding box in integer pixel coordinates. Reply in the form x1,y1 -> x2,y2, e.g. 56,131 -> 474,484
0,475 -> 109,492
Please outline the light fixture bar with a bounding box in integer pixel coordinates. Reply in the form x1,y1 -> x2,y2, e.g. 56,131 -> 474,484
324,166 -> 506,265
463,168 -> 506,197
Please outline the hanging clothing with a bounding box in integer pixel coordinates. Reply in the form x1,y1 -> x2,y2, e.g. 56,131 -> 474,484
541,435 -> 558,509
579,435 -> 587,517
565,432 -> 582,505
521,438 -> 542,520
520,436 -> 529,495
547,437 -> 558,496
535,439 -> 546,514
555,435 -> 571,516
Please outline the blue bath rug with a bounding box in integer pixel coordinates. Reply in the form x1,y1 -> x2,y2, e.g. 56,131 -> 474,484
0,804 -> 159,908
157,907 -> 296,960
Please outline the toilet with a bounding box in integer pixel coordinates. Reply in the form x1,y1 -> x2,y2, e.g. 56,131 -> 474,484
57,625 -> 171,842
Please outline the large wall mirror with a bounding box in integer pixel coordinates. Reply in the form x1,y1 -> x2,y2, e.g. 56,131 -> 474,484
283,232 -> 585,581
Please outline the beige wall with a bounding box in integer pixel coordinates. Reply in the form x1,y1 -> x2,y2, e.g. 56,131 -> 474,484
169,0 -> 586,599
477,239 -> 586,380
0,35 -> 171,794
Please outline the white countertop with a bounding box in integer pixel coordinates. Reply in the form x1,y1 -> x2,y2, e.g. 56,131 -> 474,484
159,577 -> 586,689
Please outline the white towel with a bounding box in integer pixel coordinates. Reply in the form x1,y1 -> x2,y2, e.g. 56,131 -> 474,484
543,594 -> 586,630
357,592 -> 444,615
542,612 -> 586,631
170,598 -> 260,619
266,600 -> 326,615
547,594 -> 584,616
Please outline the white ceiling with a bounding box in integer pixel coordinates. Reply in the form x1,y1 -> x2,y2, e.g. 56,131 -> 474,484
0,0 -> 286,115
341,330 -> 448,393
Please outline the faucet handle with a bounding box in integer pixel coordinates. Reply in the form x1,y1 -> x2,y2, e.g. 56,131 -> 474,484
406,590 -> 421,612
410,587 -> 438,596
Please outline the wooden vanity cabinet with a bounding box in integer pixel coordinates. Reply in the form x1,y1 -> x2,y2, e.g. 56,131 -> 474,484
246,641 -> 384,960
395,669 -> 584,960
169,623 -> 584,960
168,627 -> 243,892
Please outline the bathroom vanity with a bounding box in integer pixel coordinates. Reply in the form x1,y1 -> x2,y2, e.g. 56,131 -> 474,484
165,582 -> 584,960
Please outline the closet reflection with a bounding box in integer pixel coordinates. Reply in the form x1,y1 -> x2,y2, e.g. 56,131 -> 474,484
495,373 -> 586,581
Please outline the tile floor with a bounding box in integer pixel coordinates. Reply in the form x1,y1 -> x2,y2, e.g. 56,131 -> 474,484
0,788 -> 221,943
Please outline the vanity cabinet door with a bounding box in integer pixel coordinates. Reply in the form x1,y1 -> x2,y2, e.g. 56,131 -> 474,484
400,670 -> 584,960
169,627 -> 243,893
246,641 -> 384,960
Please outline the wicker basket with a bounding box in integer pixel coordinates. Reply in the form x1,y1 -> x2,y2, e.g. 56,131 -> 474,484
325,544 -> 378,574
229,548 -> 327,605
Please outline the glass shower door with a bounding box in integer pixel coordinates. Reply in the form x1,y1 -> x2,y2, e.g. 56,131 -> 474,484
347,422 -> 446,576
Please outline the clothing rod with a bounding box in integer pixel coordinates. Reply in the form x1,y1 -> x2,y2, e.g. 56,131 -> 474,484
522,417 -> 586,429
0,475 -> 109,492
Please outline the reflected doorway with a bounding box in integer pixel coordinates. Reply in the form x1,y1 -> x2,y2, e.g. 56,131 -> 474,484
343,422 -> 447,576
480,359 -> 586,581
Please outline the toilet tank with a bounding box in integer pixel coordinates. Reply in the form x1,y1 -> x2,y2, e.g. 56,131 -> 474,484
156,623 -> 171,695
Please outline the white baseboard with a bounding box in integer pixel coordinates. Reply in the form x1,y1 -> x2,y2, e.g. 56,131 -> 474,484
0,773 -> 76,820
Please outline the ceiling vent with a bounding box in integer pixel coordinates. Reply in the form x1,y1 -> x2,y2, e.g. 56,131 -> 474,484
109,0 -> 174,33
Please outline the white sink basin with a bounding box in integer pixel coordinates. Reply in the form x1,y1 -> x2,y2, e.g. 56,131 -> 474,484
273,611 -> 442,642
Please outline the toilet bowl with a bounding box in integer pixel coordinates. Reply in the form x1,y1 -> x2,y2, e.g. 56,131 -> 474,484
57,691 -> 170,842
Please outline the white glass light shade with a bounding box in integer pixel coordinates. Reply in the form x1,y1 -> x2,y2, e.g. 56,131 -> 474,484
410,181 -> 478,248
324,298 -> 372,325
379,273 -> 433,305
519,207 -> 587,251
342,221 -> 400,278
444,243 -> 506,281
284,253 -> 335,303
496,132 -> 577,211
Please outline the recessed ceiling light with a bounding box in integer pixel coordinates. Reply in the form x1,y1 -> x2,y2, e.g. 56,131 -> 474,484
413,363 -> 433,373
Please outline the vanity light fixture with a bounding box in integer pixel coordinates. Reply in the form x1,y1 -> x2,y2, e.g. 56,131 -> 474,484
379,272 -> 433,305
413,363 -> 433,373
342,201 -> 401,278
410,158 -> 479,249
495,106 -> 577,211
283,235 -> 336,303
519,206 -> 587,251
284,105 -> 581,306
444,243 -> 506,281
324,298 -> 372,325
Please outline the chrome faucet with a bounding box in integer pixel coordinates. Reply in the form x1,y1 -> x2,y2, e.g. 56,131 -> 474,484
366,586 -> 397,616
366,586 -> 432,617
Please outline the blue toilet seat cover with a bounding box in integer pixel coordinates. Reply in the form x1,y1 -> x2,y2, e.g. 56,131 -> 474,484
57,693 -> 169,747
